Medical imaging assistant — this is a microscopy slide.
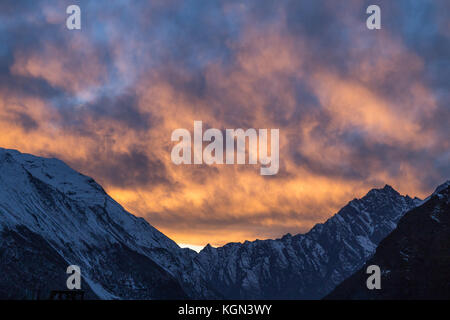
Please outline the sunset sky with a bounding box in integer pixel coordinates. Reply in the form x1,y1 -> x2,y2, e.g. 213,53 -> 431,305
0,0 -> 448,248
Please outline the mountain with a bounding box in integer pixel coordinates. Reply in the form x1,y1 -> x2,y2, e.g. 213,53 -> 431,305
0,147 -> 426,299
0,148 -> 195,299
325,181 -> 450,300
181,185 -> 421,299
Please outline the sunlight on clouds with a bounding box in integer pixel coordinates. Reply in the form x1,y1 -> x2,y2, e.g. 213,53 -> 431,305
0,0 -> 447,246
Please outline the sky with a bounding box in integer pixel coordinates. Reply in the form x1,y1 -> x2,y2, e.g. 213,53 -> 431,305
0,0 -> 448,247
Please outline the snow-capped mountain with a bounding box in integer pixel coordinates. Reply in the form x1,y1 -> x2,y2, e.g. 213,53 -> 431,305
182,185 -> 421,299
326,181 -> 450,300
0,147 -> 424,299
0,148 -> 195,299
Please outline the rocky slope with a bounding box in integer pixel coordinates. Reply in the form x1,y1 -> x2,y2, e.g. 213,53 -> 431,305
182,185 -> 421,299
0,147 -> 426,299
326,181 -> 450,300
0,148 -> 194,299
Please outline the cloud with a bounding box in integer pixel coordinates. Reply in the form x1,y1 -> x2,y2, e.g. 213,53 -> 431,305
11,38 -> 108,99
0,0 -> 448,246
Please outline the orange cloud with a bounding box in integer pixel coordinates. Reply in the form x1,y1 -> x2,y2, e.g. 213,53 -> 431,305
11,37 -> 107,100
0,3 -> 445,247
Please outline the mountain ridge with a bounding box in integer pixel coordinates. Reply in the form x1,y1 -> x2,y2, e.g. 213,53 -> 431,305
0,147 -> 431,299
181,180 -> 421,299
325,181 -> 450,299
0,147 -> 193,299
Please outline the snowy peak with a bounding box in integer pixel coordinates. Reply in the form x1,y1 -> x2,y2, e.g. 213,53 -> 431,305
373,184 -> 398,194
361,184 -> 408,204
182,183 -> 420,299
433,180 -> 450,197
0,148 -> 106,206
416,179 -> 450,204
338,184 -> 418,222
0,147 -> 190,299
327,179 -> 450,299
1,147 -> 444,300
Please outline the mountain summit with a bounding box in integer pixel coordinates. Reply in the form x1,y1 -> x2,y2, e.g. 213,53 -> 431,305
181,182 -> 421,299
326,181 -> 450,299
0,148 -> 426,299
0,148 -> 193,299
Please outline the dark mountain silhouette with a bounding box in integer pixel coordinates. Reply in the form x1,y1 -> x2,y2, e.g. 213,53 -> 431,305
326,181 -> 450,300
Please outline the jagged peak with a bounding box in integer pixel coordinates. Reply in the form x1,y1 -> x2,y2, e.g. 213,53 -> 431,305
433,180 -> 450,196
281,233 -> 292,240
382,184 -> 396,192
358,184 -> 404,204
365,184 -> 400,197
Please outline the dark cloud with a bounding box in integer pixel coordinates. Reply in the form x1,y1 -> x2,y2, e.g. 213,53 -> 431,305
78,92 -> 152,131
11,111 -> 39,132
68,146 -> 170,189
0,0 -> 448,245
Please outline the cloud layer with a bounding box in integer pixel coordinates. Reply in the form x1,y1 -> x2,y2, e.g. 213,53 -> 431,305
0,0 -> 448,246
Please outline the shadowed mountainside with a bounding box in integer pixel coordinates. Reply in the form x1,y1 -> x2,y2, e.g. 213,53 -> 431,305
1,147 -> 433,299
326,181 -> 450,300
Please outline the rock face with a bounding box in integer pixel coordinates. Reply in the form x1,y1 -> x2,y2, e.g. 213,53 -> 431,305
182,185 -> 420,299
0,147 -> 427,300
326,181 -> 450,300
0,148 -> 193,299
